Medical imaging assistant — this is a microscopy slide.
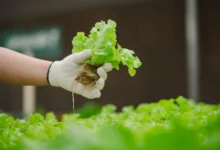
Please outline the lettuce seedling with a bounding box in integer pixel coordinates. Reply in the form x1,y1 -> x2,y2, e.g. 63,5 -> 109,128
72,20 -> 142,86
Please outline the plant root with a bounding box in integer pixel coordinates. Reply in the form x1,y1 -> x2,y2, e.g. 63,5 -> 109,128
75,64 -> 99,87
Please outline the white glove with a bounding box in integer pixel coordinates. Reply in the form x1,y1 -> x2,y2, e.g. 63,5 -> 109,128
48,49 -> 112,99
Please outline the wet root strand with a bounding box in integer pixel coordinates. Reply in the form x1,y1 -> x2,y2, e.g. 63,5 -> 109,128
72,64 -> 100,111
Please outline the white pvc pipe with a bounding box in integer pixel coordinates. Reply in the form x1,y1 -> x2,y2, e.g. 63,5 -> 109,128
22,86 -> 36,115
22,50 -> 36,116
185,0 -> 199,101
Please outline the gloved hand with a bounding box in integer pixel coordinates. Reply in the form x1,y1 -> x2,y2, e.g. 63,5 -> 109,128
47,49 -> 112,99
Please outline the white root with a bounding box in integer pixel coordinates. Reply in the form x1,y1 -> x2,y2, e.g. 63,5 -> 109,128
71,64 -> 99,113
71,81 -> 75,112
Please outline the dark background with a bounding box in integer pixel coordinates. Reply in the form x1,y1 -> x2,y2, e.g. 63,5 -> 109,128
0,0 -> 219,115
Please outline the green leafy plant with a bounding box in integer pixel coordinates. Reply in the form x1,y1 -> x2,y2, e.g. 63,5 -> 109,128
0,97 -> 220,150
72,20 -> 142,86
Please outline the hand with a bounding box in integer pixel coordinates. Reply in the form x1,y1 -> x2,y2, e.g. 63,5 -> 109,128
48,49 -> 112,99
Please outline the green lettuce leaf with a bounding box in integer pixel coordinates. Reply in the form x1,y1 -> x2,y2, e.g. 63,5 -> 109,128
72,19 -> 142,76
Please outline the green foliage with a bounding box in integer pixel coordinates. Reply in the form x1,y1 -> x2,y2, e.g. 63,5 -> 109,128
75,102 -> 102,118
72,20 -> 142,76
0,97 -> 220,150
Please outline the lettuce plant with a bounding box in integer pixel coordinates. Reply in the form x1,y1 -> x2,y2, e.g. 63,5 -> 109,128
1,97 -> 220,150
72,20 -> 142,78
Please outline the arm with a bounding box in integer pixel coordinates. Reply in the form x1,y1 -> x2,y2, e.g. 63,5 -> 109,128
0,47 -> 112,99
0,47 -> 51,86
